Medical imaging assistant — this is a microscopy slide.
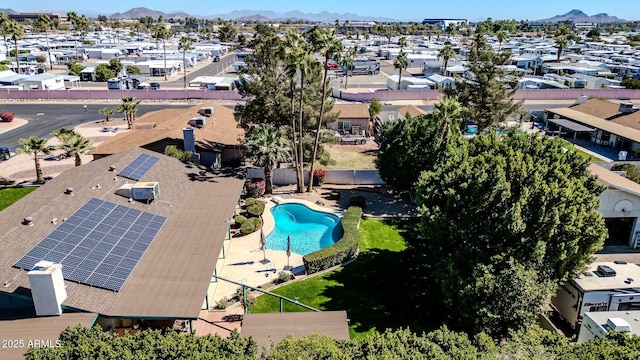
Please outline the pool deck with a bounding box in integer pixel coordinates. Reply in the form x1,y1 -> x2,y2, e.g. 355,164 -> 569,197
206,197 -> 341,306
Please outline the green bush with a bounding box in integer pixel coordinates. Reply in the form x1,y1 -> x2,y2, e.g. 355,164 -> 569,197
611,163 -> 640,184
303,206 -> 362,274
249,216 -> 262,230
247,200 -> 265,217
245,198 -> 257,206
234,215 -> 247,225
241,221 -> 256,235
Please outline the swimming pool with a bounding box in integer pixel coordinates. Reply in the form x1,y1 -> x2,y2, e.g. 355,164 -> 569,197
464,125 -> 525,136
266,203 -> 343,256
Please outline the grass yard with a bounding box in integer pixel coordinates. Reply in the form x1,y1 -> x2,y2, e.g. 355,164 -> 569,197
319,144 -> 378,170
561,140 -> 607,162
249,218 -> 431,338
0,187 -> 37,211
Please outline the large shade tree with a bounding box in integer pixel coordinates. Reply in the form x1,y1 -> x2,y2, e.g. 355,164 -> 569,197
445,30 -> 523,131
18,136 -> 55,184
414,133 -> 608,337
244,125 -> 291,195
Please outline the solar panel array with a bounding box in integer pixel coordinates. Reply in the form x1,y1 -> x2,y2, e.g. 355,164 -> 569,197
117,153 -> 159,181
14,198 -> 166,292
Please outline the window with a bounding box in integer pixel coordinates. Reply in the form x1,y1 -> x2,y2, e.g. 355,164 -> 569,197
338,121 -> 350,131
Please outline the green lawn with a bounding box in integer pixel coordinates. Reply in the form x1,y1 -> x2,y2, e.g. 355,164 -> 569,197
318,145 -> 378,170
0,187 -> 37,211
249,219 -> 429,338
561,140 -> 607,162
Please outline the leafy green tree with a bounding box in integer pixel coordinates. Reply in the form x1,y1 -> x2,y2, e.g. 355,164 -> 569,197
164,145 -> 196,163
307,27 -> 342,192
18,136 -> 55,184
393,50 -> 408,90
67,61 -> 85,76
438,44 -> 455,76
58,133 -> 94,166
267,334 -> 349,360
218,22 -> 237,42
445,31 -> 523,131
178,36 -> 194,88
6,20 -> 24,74
621,78 -> 640,89
126,65 -> 141,75
108,58 -> 123,75
237,33 -> 247,46
245,125 -> 291,194
414,133 -> 608,337
611,163 -> 640,183
117,96 -> 141,129
369,98 -> 382,119
95,63 -> 115,82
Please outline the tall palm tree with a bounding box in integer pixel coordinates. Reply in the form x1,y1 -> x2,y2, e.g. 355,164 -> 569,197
438,44 -> 456,76
554,25 -> 571,62
98,107 -> 114,122
66,11 -> 80,61
178,36 -> 194,88
307,28 -> 343,192
38,14 -> 54,71
398,36 -> 408,51
6,20 -> 24,74
496,30 -> 507,50
394,50 -> 408,90
117,97 -> 141,129
58,133 -> 94,167
340,48 -> 355,89
245,125 -> 291,195
433,96 -> 465,142
153,25 -> 171,80
18,136 -> 55,184
0,12 -> 10,59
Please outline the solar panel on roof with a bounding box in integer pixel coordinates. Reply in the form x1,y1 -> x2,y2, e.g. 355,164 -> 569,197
117,153 -> 159,181
14,198 -> 166,292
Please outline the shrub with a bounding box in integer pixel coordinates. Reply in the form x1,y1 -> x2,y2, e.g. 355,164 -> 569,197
126,65 -> 141,75
213,296 -> 229,309
247,200 -> 265,217
164,145 -> 196,163
274,271 -> 294,284
313,168 -> 327,186
349,195 -> 367,207
245,178 -> 265,198
612,163 -> 640,184
236,287 -> 257,307
0,112 -> 14,122
249,216 -> 262,229
245,198 -> 257,206
240,220 -> 256,235
234,215 -> 247,226
303,206 -> 363,274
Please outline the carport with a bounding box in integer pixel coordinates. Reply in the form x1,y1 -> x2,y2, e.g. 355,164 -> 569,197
547,118 -> 595,142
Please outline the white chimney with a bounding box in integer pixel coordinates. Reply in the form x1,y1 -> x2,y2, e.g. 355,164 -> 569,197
28,261 -> 67,316
183,128 -> 196,153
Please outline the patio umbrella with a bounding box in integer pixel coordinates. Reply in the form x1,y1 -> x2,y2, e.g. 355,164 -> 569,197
285,235 -> 292,270
259,227 -> 270,264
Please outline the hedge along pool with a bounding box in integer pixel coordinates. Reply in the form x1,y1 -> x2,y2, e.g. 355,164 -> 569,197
266,203 -> 343,256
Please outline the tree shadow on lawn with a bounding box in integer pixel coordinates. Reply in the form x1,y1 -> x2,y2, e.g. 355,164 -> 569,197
321,221 -> 447,335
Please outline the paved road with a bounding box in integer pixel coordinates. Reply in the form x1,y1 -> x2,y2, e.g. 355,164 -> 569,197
164,53 -> 238,88
0,104 -> 191,151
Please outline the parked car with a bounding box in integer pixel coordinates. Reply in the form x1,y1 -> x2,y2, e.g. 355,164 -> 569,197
325,59 -> 338,69
213,56 -> 220,62
149,82 -> 161,90
0,146 -> 10,161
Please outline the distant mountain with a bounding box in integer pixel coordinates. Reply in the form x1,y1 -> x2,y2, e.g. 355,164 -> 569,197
107,7 -> 397,22
0,8 -> 17,14
535,9 -> 625,23
110,7 -> 191,20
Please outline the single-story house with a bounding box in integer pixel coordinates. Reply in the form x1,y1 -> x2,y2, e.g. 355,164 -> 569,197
327,103 -> 371,135
21,73 -> 65,90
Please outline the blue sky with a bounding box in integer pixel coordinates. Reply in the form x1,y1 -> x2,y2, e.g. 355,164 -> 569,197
8,1 -> 640,22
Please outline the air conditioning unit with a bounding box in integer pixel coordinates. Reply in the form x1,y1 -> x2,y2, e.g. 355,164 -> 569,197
131,182 -> 160,201
607,318 -> 631,332
619,102 -> 638,114
188,117 -> 206,128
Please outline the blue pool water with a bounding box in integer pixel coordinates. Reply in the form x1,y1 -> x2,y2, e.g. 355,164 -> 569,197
464,125 -> 525,136
266,203 -> 343,256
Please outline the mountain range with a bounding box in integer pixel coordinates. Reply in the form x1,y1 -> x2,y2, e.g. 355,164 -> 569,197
535,9 -> 625,23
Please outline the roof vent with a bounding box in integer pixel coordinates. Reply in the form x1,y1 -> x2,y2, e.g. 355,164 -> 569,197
607,317 -> 631,332
619,102 -> 638,114
615,260 -> 628,265
109,165 -> 116,171
23,216 -> 34,226
65,187 -> 74,195
597,265 -> 617,277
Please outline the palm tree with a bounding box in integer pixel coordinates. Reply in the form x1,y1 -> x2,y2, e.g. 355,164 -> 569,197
438,44 -> 456,76
496,30 -> 508,50
340,48 -> 355,89
554,25 -> 571,62
18,136 -> 55,184
117,97 -> 141,129
398,36 -> 408,50
98,107 -> 114,122
153,25 -> 171,80
6,20 -> 24,74
38,14 -> 54,70
66,11 -> 80,61
433,96 -> 465,142
307,28 -> 343,192
394,50 -> 408,90
0,12 -> 10,60
178,36 -> 194,88
244,125 -> 291,195
58,133 -> 94,167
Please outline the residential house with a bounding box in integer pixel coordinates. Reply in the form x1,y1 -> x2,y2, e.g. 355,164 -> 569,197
21,73 -> 65,90
327,103 -> 371,135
